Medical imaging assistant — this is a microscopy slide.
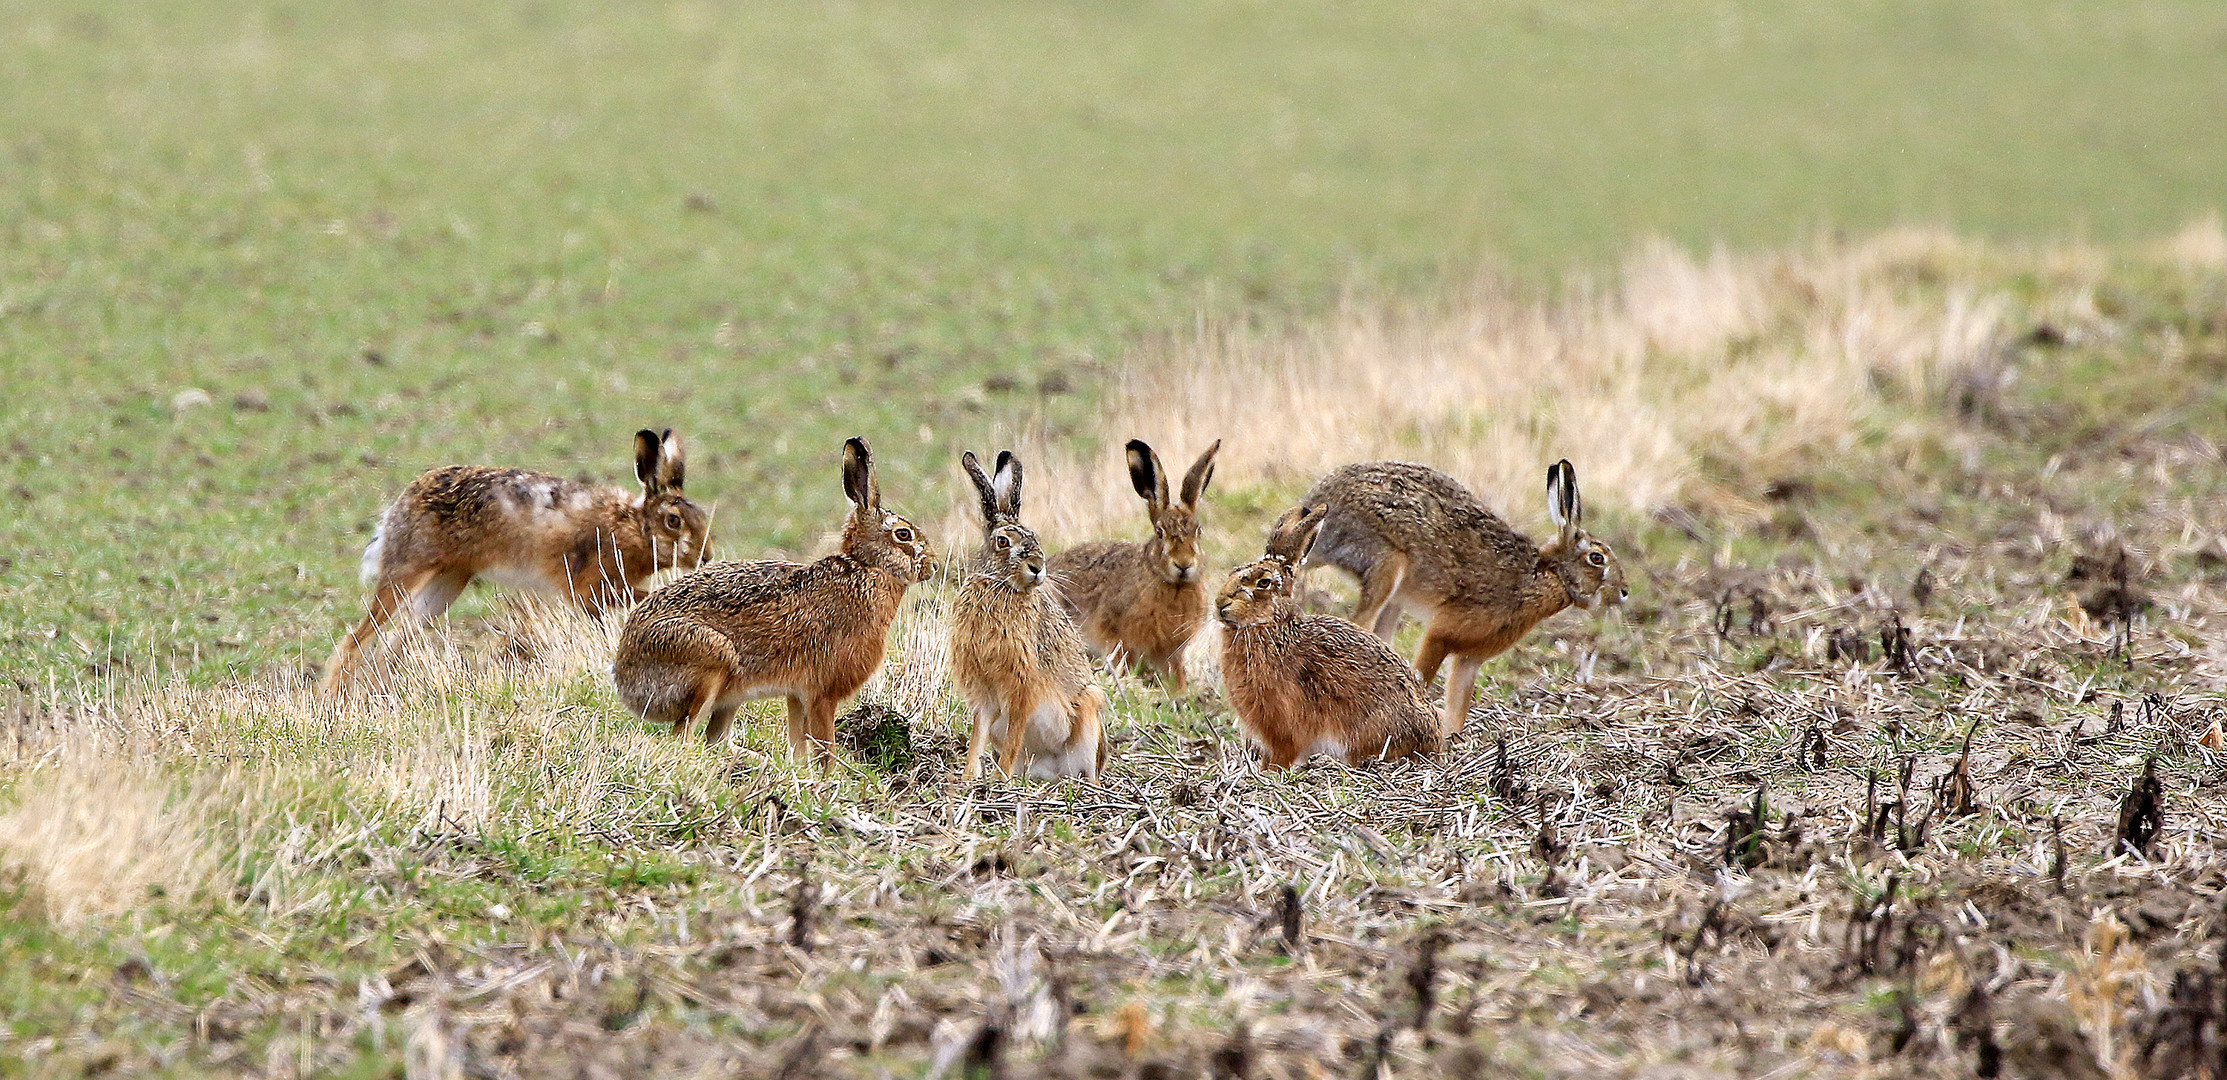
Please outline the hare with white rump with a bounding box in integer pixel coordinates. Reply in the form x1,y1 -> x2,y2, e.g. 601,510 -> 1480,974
323,429 -> 712,693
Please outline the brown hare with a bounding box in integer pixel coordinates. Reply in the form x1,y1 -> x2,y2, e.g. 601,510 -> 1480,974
323,429 -> 712,693
1215,505 -> 1441,770
610,438 -> 933,767
1302,459 -> 1628,736
949,450 -> 1108,782
1047,438 -> 1221,690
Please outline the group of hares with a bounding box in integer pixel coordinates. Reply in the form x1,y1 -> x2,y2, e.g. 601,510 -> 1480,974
321,431 -> 1630,779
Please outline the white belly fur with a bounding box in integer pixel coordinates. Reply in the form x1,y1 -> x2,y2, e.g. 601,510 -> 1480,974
987,698 -> 1095,779
479,563 -> 566,595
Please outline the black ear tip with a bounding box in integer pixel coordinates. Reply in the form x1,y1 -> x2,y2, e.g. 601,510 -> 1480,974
847,436 -> 870,456
996,449 -> 1015,469
1125,438 -> 1151,454
662,428 -> 675,442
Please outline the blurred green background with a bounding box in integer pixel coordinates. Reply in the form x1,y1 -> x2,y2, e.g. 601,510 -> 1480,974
3,0 -> 2223,683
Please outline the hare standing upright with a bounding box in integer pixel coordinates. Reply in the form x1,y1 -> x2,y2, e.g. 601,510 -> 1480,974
1302,459 -> 1628,736
1216,505 -> 1441,769
950,450 -> 1108,782
611,438 -> 933,767
1047,439 -> 1221,690
323,429 -> 712,693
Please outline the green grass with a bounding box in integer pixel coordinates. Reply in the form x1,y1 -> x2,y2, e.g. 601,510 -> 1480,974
5,0 -> 2227,683
4,6 -> 2227,1072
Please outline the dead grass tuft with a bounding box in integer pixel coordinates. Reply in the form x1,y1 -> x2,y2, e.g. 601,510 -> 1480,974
0,746 -> 219,927
1031,229 -> 2052,539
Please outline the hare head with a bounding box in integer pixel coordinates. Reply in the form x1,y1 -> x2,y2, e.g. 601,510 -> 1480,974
633,429 -> 714,570
1126,439 -> 1221,586
839,437 -> 935,582
1541,460 -> 1629,610
1216,503 -> 1326,629
962,449 -> 1047,592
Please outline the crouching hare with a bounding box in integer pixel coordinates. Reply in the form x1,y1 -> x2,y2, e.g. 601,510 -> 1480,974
950,450 -> 1108,782
323,429 -> 711,693
611,438 -> 933,767
1216,505 -> 1441,769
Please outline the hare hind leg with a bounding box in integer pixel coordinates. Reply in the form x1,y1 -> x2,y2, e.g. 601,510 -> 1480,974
323,580 -> 412,693
701,705 -> 740,745
1354,554 -> 1409,641
661,671 -> 727,740
322,567 -> 449,693
1073,688 -> 1108,780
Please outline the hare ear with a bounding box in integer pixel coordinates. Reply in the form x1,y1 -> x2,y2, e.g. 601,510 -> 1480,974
1546,460 -> 1578,547
657,429 -> 685,491
1265,503 -> 1328,564
961,451 -> 998,525
1178,439 -> 1221,508
1124,439 -> 1166,512
843,437 -> 879,512
993,450 -> 1023,519
635,429 -> 664,493
1289,503 -> 1328,565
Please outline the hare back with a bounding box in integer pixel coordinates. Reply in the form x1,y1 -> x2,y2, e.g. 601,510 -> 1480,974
1044,540 -> 1140,614
1306,461 -> 1540,604
626,556 -> 908,693
950,574 -> 1094,708
1221,610 -> 1438,761
1046,541 -> 1206,659
374,466 -> 639,580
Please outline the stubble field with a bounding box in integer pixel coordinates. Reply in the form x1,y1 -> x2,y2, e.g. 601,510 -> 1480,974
5,3 -> 2227,1078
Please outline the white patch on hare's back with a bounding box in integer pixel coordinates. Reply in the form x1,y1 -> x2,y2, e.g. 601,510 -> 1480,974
497,478 -> 590,523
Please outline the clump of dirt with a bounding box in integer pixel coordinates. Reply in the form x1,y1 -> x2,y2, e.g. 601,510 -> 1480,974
839,702 -> 920,771
2066,545 -> 2151,624
837,701 -> 958,779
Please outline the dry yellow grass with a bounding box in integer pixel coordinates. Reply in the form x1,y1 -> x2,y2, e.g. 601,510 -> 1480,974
1028,229 -> 2092,542
0,744 -> 220,928
3,227 -> 2225,1076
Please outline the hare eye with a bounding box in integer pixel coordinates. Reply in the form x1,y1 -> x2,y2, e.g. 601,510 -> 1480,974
1587,551 -> 1606,567
894,527 -> 915,543
994,535 -> 1010,550
664,512 -> 683,530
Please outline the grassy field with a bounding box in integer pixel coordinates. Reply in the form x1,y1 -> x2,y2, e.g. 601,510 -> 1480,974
5,0 -> 2227,684
5,2 -> 2227,1077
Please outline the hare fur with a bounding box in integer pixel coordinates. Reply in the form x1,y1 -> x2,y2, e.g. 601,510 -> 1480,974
323,428 -> 711,693
950,449 -> 1108,782
1047,439 -> 1221,690
611,438 -> 933,767
1302,459 -> 1628,735
1216,505 -> 1442,769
